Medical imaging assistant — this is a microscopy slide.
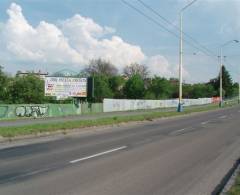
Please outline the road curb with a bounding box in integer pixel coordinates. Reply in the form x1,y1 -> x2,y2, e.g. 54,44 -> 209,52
212,158 -> 240,195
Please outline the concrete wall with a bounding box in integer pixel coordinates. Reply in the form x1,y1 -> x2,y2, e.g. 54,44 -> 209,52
0,104 -> 82,119
0,98 -> 214,118
81,103 -> 103,114
103,98 -> 213,112
0,103 -> 105,119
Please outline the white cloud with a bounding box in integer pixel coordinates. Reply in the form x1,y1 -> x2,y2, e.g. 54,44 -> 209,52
1,3 -> 83,65
0,3 -> 187,78
146,55 -> 189,79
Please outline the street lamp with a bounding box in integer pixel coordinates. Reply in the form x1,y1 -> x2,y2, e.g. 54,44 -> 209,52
178,0 -> 198,112
219,39 -> 239,107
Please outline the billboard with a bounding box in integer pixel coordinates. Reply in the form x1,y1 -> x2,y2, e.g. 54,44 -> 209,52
45,77 -> 87,97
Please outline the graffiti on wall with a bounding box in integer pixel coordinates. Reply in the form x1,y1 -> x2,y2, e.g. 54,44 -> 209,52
15,106 -> 49,117
104,98 -> 213,112
0,106 -> 8,118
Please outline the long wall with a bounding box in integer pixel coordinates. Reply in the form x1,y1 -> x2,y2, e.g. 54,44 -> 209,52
0,103 -> 103,119
0,98 -> 216,119
103,98 -> 213,112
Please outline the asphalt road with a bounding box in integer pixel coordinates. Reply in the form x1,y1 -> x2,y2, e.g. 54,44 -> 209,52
0,106 -> 240,195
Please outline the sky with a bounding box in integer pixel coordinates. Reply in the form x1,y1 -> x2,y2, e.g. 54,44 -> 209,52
0,0 -> 239,83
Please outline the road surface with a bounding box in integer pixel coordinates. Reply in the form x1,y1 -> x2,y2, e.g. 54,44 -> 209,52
0,106 -> 240,195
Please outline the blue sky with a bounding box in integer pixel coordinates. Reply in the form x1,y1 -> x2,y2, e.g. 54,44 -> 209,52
0,0 -> 239,83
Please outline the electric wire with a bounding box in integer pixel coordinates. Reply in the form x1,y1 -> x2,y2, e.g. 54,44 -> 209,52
137,0 -> 216,57
121,0 -> 217,61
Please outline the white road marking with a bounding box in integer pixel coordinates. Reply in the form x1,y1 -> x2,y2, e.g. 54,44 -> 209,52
169,128 -> 186,135
2,167 -> 52,183
201,121 -> 210,125
70,146 -> 127,164
219,115 -> 227,119
21,168 -> 51,177
174,128 -> 186,133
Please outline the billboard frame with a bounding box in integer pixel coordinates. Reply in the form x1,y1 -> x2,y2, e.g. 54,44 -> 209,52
44,76 -> 88,98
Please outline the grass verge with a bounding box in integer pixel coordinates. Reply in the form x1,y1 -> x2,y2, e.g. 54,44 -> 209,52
0,103 -> 236,138
228,172 -> 240,195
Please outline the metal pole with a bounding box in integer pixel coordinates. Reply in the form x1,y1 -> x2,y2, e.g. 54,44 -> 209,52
219,48 -> 223,107
218,39 -> 239,107
177,0 -> 197,112
178,12 -> 183,112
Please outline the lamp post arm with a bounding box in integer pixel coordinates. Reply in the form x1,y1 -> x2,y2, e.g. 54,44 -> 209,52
181,0 -> 198,12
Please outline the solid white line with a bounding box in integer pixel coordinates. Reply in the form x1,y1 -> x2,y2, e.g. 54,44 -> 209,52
219,115 -> 227,119
3,167 -> 52,182
70,146 -> 127,164
201,121 -> 210,125
169,128 -> 187,136
175,128 -> 186,133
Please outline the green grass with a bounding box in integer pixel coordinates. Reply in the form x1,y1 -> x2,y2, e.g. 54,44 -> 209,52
228,172 -> 240,195
0,103 -> 224,138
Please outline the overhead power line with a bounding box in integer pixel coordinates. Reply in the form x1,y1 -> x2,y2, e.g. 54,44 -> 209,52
121,0 -> 217,61
121,1 -> 179,39
224,58 -> 239,76
137,0 -> 216,57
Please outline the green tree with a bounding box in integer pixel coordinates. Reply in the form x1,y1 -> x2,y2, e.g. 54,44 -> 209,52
0,66 -> 10,103
190,83 -> 216,98
232,82 -> 239,97
146,76 -> 173,99
182,84 -> 192,98
209,65 -> 234,98
91,75 -> 113,102
124,74 -> 145,99
8,74 -> 46,104
222,66 -> 234,97
169,78 -> 179,98
108,76 -> 125,98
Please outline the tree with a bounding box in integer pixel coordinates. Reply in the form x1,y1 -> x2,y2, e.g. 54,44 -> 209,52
123,63 -> 149,79
232,82 -> 239,97
209,65 -> 234,98
168,78 -> 179,98
91,75 -> 113,102
108,76 -> 125,98
146,76 -> 173,99
83,59 -> 118,77
182,84 -> 193,98
8,74 -> 46,104
0,66 -> 10,103
124,74 -> 145,99
222,66 -> 234,97
190,83 -> 216,98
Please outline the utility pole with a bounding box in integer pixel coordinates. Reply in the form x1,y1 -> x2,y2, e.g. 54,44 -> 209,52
219,40 -> 239,107
178,12 -> 183,112
177,0 -> 198,112
219,48 -> 223,107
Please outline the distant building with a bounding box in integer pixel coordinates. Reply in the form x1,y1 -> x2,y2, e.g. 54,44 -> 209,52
16,70 -> 48,80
